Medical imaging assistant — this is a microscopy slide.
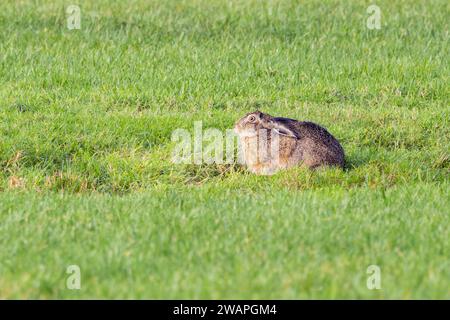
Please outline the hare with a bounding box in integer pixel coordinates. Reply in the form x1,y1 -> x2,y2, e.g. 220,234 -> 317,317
234,110 -> 344,175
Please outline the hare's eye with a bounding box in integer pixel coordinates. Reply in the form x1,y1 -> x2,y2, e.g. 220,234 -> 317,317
248,115 -> 256,122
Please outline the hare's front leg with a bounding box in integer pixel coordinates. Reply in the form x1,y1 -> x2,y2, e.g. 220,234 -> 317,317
248,163 -> 278,175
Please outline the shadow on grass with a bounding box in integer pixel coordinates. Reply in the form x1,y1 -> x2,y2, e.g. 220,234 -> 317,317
180,163 -> 246,184
342,151 -> 373,172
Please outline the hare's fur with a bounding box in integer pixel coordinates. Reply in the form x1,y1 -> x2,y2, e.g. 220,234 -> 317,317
234,111 -> 344,175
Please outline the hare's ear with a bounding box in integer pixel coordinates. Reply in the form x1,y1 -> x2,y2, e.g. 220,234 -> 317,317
270,120 -> 299,139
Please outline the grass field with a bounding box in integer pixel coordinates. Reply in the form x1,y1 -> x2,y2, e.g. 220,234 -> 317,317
0,0 -> 449,299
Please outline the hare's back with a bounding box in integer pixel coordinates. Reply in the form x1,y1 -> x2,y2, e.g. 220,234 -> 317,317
296,121 -> 336,140
295,121 -> 344,165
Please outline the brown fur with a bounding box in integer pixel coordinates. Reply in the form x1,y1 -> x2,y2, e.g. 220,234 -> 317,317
234,110 -> 344,175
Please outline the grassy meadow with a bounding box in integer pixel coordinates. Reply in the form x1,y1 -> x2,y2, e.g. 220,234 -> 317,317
0,0 -> 449,298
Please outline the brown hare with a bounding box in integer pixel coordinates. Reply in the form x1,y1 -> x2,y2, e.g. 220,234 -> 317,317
234,110 -> 345,175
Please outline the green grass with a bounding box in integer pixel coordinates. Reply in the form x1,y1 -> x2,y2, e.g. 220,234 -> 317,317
0,0 -> 449,298
0,184 -> 448,299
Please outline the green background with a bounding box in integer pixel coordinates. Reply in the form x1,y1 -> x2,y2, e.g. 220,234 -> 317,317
0,0 -> 448,298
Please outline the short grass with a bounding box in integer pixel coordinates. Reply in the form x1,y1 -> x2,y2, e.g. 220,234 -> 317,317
0,0 -> 449,298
